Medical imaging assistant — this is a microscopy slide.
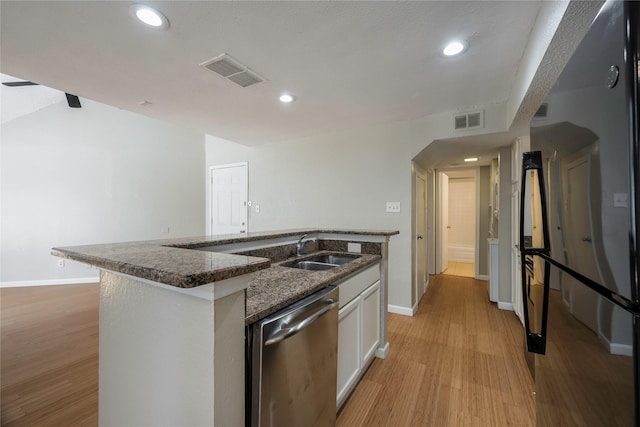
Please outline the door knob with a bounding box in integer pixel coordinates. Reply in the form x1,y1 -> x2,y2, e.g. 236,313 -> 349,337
582,237 -> 592,243
447,226 -> 452,229
417,235 -> 424,240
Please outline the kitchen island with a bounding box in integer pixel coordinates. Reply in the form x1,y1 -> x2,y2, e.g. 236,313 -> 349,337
52,228 -> 398,426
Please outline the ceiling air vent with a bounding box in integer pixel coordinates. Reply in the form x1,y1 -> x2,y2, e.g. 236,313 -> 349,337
200,54 -> 265,88
533,103 -> 549,120
453,110 -> 484,132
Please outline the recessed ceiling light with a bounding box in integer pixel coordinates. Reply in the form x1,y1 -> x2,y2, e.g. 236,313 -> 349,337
130,4 -> 169,29
464,157 -> 478,162
443,40 -> 468,56
279,94 -> 295,103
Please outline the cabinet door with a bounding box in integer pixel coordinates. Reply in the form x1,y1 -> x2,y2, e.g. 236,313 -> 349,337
361,281 -> 380,365
337,297 -> 361,408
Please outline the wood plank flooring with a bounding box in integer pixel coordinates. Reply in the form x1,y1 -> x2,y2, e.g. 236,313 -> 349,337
0,275 -> 534,426
1,284 -> 99,427
337,274 -> 535,426
442,261 -> 475,278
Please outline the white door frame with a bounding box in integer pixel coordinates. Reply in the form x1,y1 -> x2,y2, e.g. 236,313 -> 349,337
436,167 -> 479,277
208,162 -> 248,235
427,169 -> 437,276
473,168 -> 480,279
436,171 -> 449,274
415,170 -> 428,304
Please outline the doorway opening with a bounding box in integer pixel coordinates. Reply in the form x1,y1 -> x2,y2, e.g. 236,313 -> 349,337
437,168 -> 478,278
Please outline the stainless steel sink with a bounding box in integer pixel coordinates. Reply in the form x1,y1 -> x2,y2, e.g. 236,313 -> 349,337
283,253 -> 360,271
305,254 -> 359,265
289,261 -> 339,271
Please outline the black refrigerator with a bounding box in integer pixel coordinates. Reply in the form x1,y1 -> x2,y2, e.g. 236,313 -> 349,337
521,0 -> 640,425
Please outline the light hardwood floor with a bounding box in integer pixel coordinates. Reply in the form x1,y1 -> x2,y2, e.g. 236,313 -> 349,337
1,284 -> 99,426
1,275 -> 534,426
442,261 -> 475,278
337,274 -> 535,426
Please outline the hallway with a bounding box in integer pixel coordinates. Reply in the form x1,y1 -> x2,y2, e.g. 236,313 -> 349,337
337,274 -> 534,426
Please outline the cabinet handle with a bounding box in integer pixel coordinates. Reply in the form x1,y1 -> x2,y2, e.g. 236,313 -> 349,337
265,299 -> 338,346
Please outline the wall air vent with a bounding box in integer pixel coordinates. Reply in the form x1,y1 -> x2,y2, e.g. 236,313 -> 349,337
453,110 -> 484,132
200,54 -> 265,88
533,102 -> 549,120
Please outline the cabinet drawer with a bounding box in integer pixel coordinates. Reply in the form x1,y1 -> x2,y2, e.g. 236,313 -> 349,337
338,263 -> 380,309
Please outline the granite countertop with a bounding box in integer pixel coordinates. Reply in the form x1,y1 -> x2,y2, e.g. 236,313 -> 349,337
52,228 -> 397,288
245,251 -> 381,324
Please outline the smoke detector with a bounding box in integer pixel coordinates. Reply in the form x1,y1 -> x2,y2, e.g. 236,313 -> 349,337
200,54 -> 265,88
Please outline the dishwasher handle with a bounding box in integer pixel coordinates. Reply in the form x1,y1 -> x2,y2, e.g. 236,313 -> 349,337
264,298 -> 338,346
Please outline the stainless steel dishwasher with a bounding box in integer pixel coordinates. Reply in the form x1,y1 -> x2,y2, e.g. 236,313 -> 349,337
248,286 -> 339,427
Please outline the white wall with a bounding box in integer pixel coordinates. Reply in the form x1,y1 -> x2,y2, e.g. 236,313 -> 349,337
1,99 -> 205,285
206,121 -> 413,309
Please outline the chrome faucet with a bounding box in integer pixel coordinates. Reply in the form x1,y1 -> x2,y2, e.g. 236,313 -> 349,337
296,234 -> 316,257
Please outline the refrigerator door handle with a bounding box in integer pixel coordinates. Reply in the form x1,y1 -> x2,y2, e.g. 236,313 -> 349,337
519,151 -> 552,355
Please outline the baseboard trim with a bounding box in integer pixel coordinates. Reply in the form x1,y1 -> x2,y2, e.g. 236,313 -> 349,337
388,304 -> 415,317
610,343 -> 633,357
599,333 -> 633,357
497,302 -> 514,311
375,342 -> 390,359
0,277 -> 100,288
476,274 -> 489,281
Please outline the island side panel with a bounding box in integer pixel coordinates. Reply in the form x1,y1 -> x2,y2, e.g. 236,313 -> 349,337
214,290 -> 245,427
376,238 -> 390,358
99,271 -> 216,426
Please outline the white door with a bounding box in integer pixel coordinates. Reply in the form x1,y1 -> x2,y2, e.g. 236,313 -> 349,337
565,156 -> 599,333
512,182 -> 524,324
438,172 -> 449,273
210,163 -> 248,235
416,173 -> 427,300
447,177 -> 476,263
511,137 -> 528,325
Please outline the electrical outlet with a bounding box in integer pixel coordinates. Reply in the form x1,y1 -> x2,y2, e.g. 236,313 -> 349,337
255,204 -> 260,213
348,242 -> 362,253
57,259 -> 65,268
386,202 -> 401,213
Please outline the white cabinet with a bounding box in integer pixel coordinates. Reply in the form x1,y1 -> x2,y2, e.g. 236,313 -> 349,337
361,282 -> 380,364
336,264 -> 381,410
337,297 -> 360,407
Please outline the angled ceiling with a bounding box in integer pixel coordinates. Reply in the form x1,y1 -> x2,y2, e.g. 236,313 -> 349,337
1,1 -> 542,146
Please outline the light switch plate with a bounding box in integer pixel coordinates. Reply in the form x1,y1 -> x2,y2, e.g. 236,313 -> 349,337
614,193 -> 628,208
386,202 -> 401,213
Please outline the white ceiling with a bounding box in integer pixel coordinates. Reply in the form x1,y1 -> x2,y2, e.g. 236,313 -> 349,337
1,1 -> 543,146
0,73 -> 68,123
